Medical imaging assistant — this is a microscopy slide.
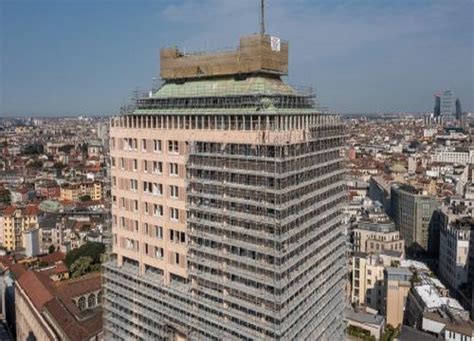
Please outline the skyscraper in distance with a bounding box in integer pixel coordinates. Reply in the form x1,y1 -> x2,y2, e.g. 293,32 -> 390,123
103,29 -> 347,340
441,90 -> 454,116
455,98 -> 462,121
434,95 -> 441,118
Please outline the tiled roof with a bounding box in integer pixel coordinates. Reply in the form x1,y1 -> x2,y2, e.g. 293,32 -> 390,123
39,252 -> 65,265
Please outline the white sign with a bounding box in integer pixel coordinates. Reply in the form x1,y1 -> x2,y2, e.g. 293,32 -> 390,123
270,36 -> 281,52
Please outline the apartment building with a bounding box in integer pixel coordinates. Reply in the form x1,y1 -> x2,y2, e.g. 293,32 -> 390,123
439,214 -> 474,291
103,33 -> 347,340
353,218 -> 405,256
60,181 -> 102,202
352,251 -> 403,312
2,204 -> 39,251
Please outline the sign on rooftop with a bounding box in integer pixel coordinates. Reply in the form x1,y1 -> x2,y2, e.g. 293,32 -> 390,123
270,36 -> 281,51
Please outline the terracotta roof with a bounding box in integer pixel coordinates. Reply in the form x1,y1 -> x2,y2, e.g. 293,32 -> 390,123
17,270 -> 55,310
17,269 -> 102,340
3,205 -> 16,215
39,252 -> 65,265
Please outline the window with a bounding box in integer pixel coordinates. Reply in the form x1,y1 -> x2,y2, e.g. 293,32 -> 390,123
175,252 -> 180,264
133,138 -> 138,150
133,159 -> 138,171
153,183 -> 163,196
169,163 -> 178,176
155,247 -> 164,259
120,158 -> 125,169
112,176 -> 116,187
168,140 -> 179,153
154,204 -> 163,217
143,223 -> 149,235
88,294 -> 96,308
143,160 -> 148,172
111,157 -> 116,168
170,185 -> 178,198
170,208 -> 179,220
142,139 -> 147,151
130,179 -> 138,191
78,297 -> 86,311
155,225 -> 163,239
153,161 -> 163,174
153,139 -> 162,152
133,200 -> 138,212
112,196 -> 117,206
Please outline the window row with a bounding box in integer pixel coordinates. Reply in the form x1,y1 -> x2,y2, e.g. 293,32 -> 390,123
111,159 -> 179,176
115,138 -> 180,154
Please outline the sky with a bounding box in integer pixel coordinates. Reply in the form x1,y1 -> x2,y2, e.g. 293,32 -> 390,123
0,0 -> 473,116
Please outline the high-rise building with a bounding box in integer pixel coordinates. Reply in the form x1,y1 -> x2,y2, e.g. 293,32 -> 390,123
103,33 -> 347,340
455,98 -> 463,121
441,90 -> 454,116
434,95 -> 441,118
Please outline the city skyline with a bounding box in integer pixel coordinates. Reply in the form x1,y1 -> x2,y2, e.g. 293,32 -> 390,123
1,0 -> 473,116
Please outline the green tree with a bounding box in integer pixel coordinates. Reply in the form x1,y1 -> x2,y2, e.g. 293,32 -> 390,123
65,242 -> 105,269
70,256 -> 94,278
79,194 -> 91,202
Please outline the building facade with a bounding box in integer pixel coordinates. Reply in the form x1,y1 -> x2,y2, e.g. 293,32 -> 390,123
390,184 -> 437,253
2,205 -> 39,251
384,267 -> 412,328
60,182 -> 102,202
439,215 -> 474,291
103,34 -> 347,340
353,219 -> 404,256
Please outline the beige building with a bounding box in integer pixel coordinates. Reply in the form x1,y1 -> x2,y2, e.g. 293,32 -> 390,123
384,266 -> 412,328
2,205 -> 39,251
104,33 -> 347,339
60,181 -> 102,201
353,219 -> 405,256
352,252 -> 401,312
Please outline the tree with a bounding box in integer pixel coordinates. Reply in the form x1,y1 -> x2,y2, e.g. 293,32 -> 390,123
48,244 -> 56,254
70,256 -> 94,278
79,194 -> 91,202
65,242 -> 105,269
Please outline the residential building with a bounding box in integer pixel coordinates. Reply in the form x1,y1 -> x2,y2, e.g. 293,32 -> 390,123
2,205 -> 39,251
60,182 -> 102,202
439,214 -> 474,291
352,252 -> 387,311
103,33 -> 347,340
353,216 -> 404,256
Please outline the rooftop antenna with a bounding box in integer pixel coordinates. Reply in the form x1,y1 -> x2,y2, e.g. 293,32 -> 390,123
260,0 -> 265,35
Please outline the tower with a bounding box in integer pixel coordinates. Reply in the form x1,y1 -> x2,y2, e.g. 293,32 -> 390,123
103,30 -> 347,340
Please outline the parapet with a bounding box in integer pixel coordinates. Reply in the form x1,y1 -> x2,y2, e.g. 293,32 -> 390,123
160,34 -> 288,80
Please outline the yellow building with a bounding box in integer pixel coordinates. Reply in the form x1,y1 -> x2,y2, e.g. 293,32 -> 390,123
2,205 -> 39,251
60,182 -> 102,202
384,267 -> 412,328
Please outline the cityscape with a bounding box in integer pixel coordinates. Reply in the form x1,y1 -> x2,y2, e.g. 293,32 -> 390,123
0,1 -> 473,341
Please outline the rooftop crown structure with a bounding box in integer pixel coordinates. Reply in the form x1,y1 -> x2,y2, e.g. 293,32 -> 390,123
160,34 -> 288,80
103,27 -> 347,340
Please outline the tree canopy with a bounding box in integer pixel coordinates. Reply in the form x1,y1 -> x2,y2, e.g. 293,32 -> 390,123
65,242 -> 105,269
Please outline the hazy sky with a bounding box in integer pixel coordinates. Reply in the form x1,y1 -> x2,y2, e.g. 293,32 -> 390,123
1,0 -> 473,116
